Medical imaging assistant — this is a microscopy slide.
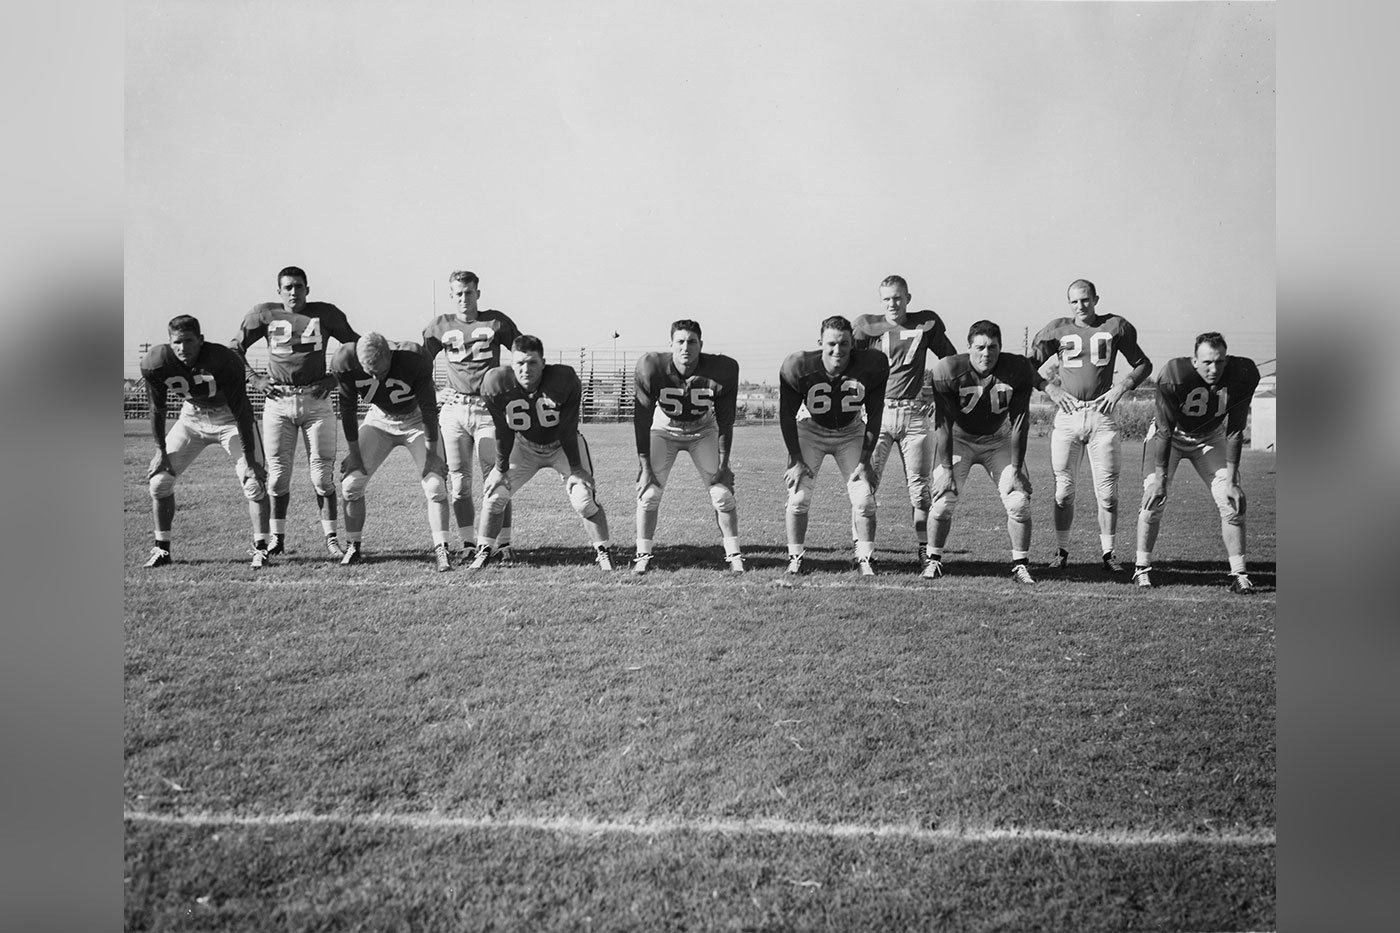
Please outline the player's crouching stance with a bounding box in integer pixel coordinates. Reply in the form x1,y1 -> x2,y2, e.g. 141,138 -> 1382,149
470,335 -> 615,570
332,333 -> 454,572
1133,332 -> 1262,593
141,315 -> 273,568
632,319 -> 745,574
927,320 -> 1044,585
779,315 -> 890,576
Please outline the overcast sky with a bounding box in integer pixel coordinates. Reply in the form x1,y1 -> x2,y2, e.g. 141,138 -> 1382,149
125,0 -> 1274,381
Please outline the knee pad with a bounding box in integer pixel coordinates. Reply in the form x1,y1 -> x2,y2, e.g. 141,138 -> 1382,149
567,477 -> 600,518
484,486 -> 512,516
907,475 -> 931,511
341,470 -> 368,502
849,479 -> 877,518
930,491 -> 959,521
1003,490 -> 1031,523
449,470 -> 471,501
709,483 -> 736,514
786,486 -> 811,516
309,459 -> 336,498
266,463 -> 292,498
241,473 -> 266,502
1094,478 -> 1118,513
149,471 -> 176,500
638,483 -> 663,512
421,472 -> 448,503
1210,477 -> 1240,523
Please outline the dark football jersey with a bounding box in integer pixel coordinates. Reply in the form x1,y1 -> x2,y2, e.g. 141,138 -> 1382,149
779,348 -> 889,431
928,352 -> 1038,436
235,300 -> 358,385
852,310 -> 956,399
1031,314 -> 1149,401
633,351 -> 740,452
142,342 -> 252,415
421,309 -> 521,395
1153,355 -> 1260,438
481,363 -> 585,472
331,341 -> 440,442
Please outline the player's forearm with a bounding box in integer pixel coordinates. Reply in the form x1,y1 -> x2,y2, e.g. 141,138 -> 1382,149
1150,430 -> 1173,472
148,405 -> 167,451
338,396 -> 360,442
494,433 -> 515,473
779,419 -> 801,463
717,429 -> 733,470
1120,360 -> 1152,392
932,426 -> 953,471
633,404 -> 653,455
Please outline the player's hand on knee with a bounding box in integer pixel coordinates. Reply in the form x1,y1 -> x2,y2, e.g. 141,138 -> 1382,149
931,469 -> 956,500
1011,465 -> 1032,496
636,464 -> 659,499
485,466 -> 511,496
569,468 -> 596,493
341,451 -> 365,478
424,448 -> 448,479
784,462 -> 811,493
849,461 -> 875,489
147,451 -> 175,479
710,465 -> 735,490
1227,484 -> 1246,516
1141,475 -> 1168,511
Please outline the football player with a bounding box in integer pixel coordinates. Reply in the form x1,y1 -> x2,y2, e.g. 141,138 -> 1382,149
232,265 -> 359,559
927,320 -> 1046,584
141,315 -> 272,568
632,320 -> 744,574
331,333 -> 452,571
470,335 -> 615,571
853,275 -> 957,572
1133,332 -> 1262,593
1032,278 -> 1152,573
779,315 -> 890,575
421,270 -> 522,562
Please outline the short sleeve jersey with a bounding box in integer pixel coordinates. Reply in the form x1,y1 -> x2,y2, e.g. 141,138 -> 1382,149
929,352 -> 1038,436
634,352 -> 740,438
235,300 -> 358,385
853,310 -> 956,399
1153,356 -> 1261,437
331,341 -> 438,418
421,310 -> 521,395
779,349 -> 889,430
141,342 -> 251,415
480,363 -> 582,447
1032,314 -> 1148,401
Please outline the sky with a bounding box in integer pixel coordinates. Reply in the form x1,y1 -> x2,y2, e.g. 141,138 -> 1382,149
125,0 -> 1274,381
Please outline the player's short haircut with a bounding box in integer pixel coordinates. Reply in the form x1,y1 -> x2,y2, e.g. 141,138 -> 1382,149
880,274 -> 909,293
967,320 -> 1002,345
167,314 -> 201,335
671,319 -> 702,338
448,270 -> 479,288
820,315 -> 854,336
1194,331 -> 1228,355
1066,278 -> 1097,299
277,266 -> 309,287
357,332 -> 392,371
512,334 -> 545,357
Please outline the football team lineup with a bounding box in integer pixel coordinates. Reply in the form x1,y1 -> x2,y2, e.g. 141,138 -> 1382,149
136,267 -> 1268,594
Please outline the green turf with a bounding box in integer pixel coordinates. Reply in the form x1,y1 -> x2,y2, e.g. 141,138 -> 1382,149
125,422 -> 1275,930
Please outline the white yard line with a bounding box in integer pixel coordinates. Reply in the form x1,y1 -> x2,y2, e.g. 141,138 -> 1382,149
125,809 -> 1274,846
126,575 -> 1274,604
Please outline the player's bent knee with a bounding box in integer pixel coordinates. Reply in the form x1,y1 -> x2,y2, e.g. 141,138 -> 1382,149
786,488 -> 811,515
1003,490 -> 1030,522
421,473 -> 448,503
930,494 -> 958,520
638,484 -> 663,512
149,472 -> 176,500
849,480 -> 877,517
449,470 -> 470,501
341,471 -> 368,501
241,474 -> 266,502
309,460 -> 336,497
484,489 -> 512,515
709,484 -> 736,514
569,485 -> 600,518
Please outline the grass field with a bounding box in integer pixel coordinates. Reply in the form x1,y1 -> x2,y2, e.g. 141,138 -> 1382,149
123,421 -> 1275,931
